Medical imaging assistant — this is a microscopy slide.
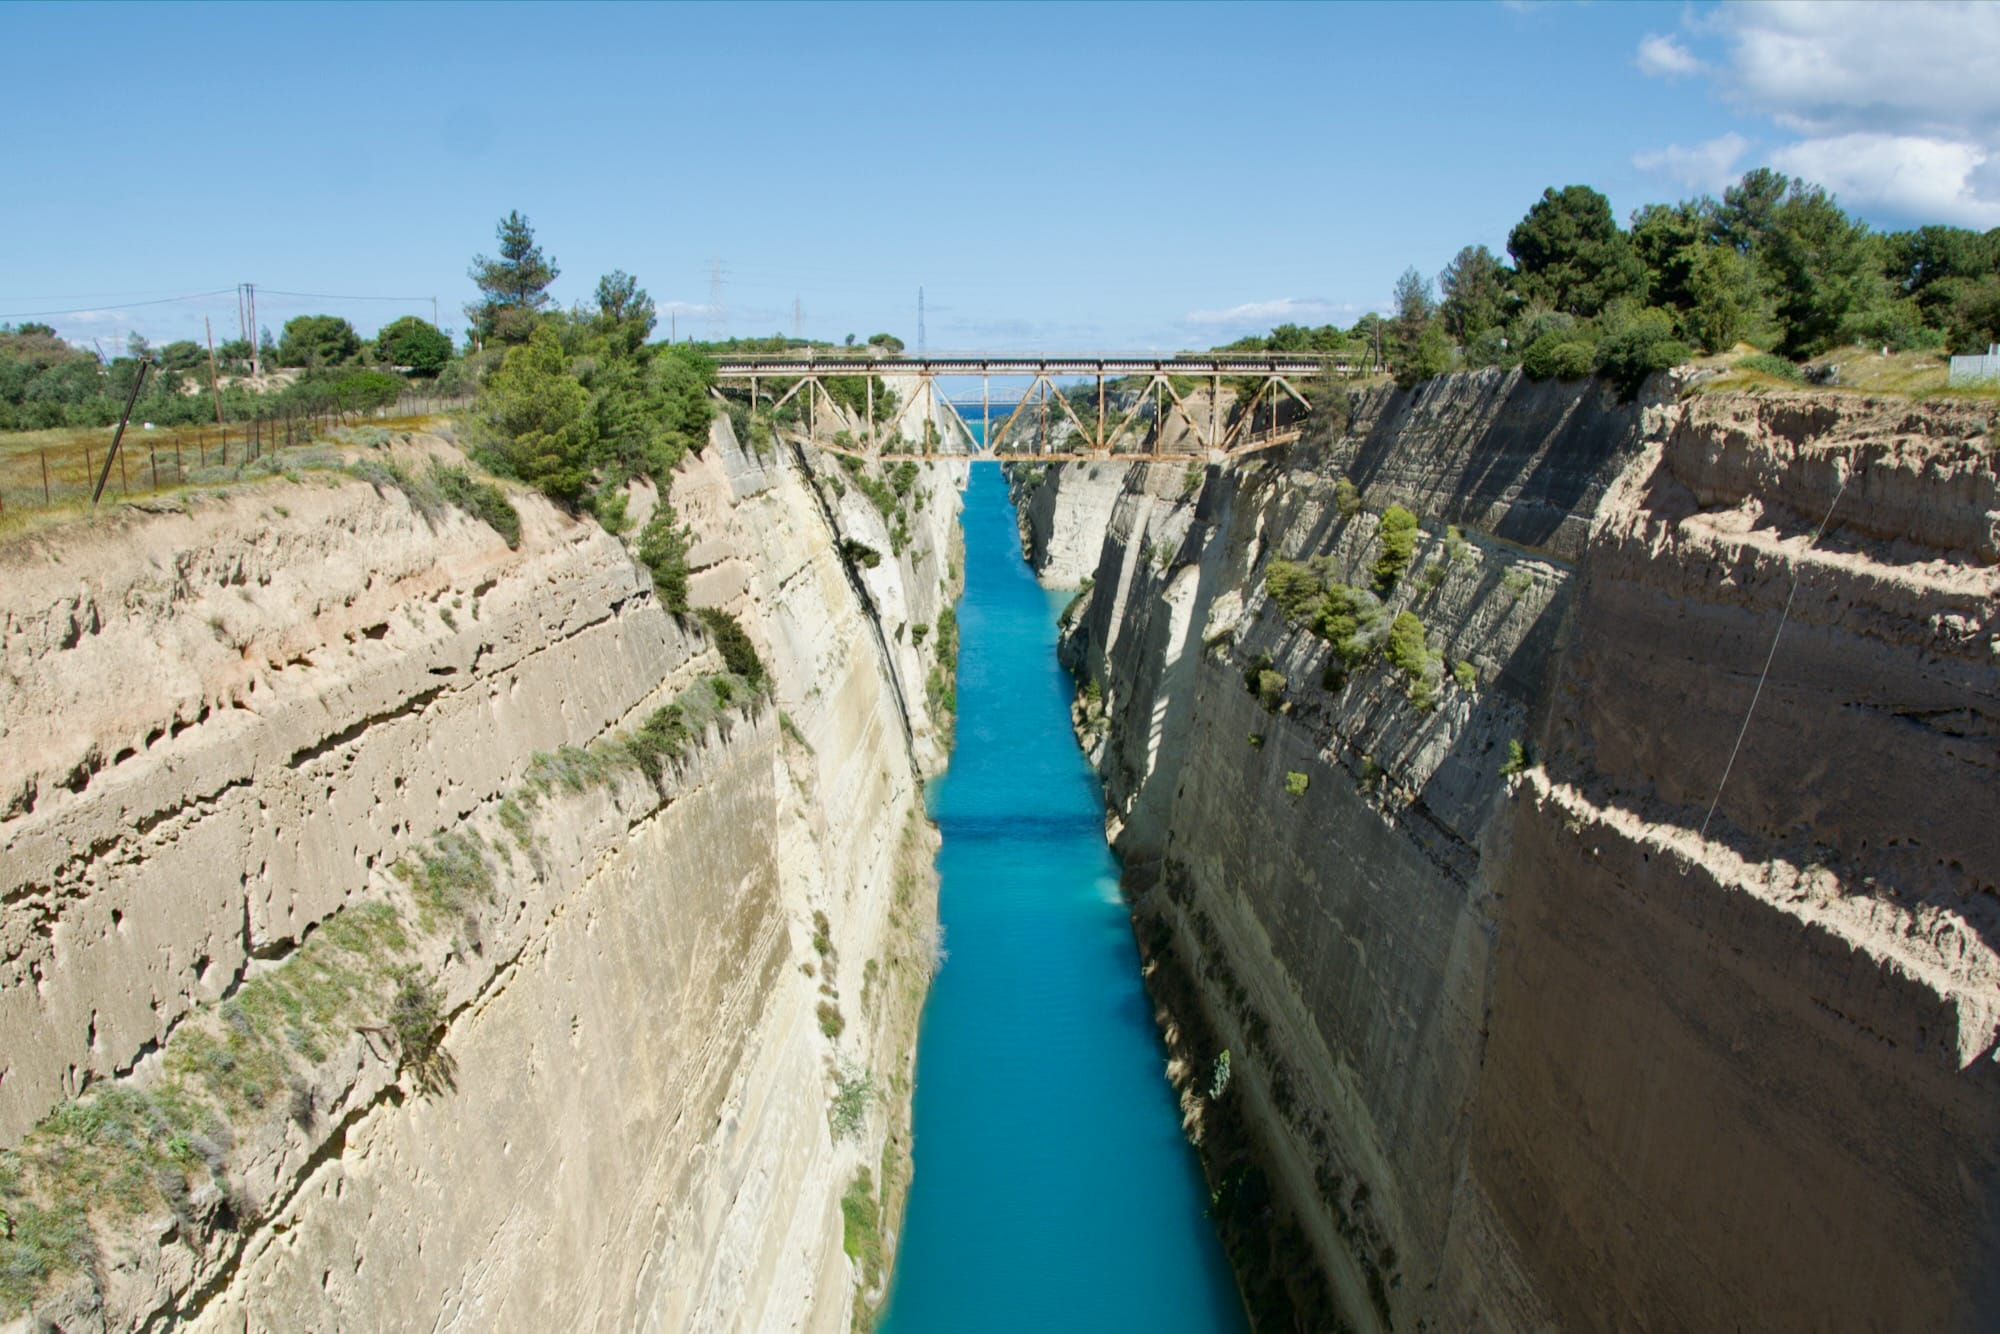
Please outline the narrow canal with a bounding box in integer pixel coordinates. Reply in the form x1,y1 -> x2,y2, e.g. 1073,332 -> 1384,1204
880,462 -> 1244,1331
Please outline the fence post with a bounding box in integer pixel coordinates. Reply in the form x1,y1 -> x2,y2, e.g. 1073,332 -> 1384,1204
151,444 -> 158,491
85,444 -> 93,490
41,449 -> 50,503
174,436 -> 182,482
119,445 -> 128,495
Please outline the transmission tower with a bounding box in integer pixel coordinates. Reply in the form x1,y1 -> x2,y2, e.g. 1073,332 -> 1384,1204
917,286 -> 925,357
707,256 -> 727,341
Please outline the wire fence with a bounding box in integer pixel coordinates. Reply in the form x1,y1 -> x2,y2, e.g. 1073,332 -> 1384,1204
0,390 -> 473,514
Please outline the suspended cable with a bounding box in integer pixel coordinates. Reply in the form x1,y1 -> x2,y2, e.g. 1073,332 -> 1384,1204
255,289 -> 434,303
0,289 -> 236,320
1683,466 -> 1853,872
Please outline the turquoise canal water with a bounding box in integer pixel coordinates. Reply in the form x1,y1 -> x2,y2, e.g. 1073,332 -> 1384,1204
879,463 -> 1244,1332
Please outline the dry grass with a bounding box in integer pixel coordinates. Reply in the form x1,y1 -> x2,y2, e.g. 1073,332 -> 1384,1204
1693,345 -> 2000,404
0,412 -> 465,545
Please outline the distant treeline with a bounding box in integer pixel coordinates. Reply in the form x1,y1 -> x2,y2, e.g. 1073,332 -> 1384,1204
1221,168 -> 2000,395
0,314 -> 460,432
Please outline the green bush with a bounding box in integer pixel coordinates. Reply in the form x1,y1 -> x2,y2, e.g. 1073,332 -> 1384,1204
1284,771 -> 1309,797
1593,306 -> 1689,400
817,1001 -> 845,1039
377,316 -> 453,376
480,325 -> 595,505
695,608 -> 765,686
1383,610 -> 1430,678
1256,669 -> 1286,712
841,1169 -> 884,1293
1371,504 -> 1420,591
624,704 -> 690,786
830,1066 -> 876,1140
1264,559 -> 1324,622
1315,584 -> 1379,668
1522,330 -> 1599,381
1334,477 -> 1362,518
433,466 -> 522,548
1735,352 -> 1804,382
636,502 -> 692,613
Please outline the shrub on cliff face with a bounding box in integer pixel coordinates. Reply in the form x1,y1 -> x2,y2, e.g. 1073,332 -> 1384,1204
432,465 -> 522,548
388,971 -> 452,1096
637,502 -> 692,613
1371,505 -> 1420,591
1264,559 -> 1325,621
695,608 -> 766,686
1334,477 -> 1363,519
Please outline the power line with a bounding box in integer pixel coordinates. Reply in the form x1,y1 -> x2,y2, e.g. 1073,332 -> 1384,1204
256,288 -> 436,303
0,289 -> 236,321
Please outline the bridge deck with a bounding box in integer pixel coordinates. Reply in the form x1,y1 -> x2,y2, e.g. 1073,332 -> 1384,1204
714,354 -> 1343,377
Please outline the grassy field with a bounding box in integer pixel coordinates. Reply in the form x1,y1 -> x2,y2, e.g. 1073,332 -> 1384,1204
1692,344 -> 2000,404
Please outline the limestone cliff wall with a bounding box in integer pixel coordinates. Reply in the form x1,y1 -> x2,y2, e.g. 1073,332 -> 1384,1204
1051,369 -> 2000,1331
0,421 -> 962,1331
1007,461 -> 1138,589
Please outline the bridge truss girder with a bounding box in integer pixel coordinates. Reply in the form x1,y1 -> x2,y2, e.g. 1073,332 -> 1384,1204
715,356 -> 1332,462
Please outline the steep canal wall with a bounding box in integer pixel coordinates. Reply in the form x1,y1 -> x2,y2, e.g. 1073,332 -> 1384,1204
0,419 -> 961,1330
1021,369 -> 2000,1331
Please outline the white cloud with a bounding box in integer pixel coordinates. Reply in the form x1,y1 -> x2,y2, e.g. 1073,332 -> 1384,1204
1181,297 -> 1351,327
1771,133 -> 2000,228
1636,33 -> 1702,80
1633,132 -> 1751,193
1644,3 -> 2000,224
1712,1 -> 2000,139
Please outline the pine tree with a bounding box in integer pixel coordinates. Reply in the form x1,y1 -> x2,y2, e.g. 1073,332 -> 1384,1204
467,210 -> 559,347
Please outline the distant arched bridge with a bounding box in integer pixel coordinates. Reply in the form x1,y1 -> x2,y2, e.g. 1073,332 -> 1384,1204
712,354 -> 1356,460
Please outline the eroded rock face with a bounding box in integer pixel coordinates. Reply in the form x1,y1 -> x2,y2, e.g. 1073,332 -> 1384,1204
0,423 -> 964,1331
1052,372 -> 2000,1331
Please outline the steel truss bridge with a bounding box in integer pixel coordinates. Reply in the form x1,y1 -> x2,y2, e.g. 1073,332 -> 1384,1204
711,354 -> 1349,460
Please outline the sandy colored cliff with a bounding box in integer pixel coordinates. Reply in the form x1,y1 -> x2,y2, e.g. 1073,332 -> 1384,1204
1027,369 -> 2000,1331
0,419 -> 963,1331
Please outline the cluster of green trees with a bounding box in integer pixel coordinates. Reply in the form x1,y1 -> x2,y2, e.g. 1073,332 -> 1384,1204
463,212 -> 717,519
0,322 -> 421,431
1225,169 -> 2000,396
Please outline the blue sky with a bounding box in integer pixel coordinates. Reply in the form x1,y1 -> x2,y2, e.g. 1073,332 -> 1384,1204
3,1 -> 1996,353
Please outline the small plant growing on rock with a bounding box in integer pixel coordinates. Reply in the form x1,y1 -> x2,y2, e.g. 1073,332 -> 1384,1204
817,1001 -> 845,1040
829,1064 -> 877,1140
1284,771 -> 1309,798
1371,505 -> 1420,591
1500,739 -> 1535,776
1454,660 -> 1478,692
1334,477 -> 1362,519
1256,670 -> 1287,713
1210,1049 -> 1232,1099
387,971 -> 453,1096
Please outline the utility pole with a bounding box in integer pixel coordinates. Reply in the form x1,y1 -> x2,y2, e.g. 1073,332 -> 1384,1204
793,296 -> 803,340
239,283 -> 261,377
917,286 -> 925,357
204,316 -> 224,424
431,296 -> 439,329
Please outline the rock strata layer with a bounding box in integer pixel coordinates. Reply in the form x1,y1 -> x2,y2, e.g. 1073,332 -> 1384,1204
1026,369 -> 2000,1331
1,422 -> 962,1331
